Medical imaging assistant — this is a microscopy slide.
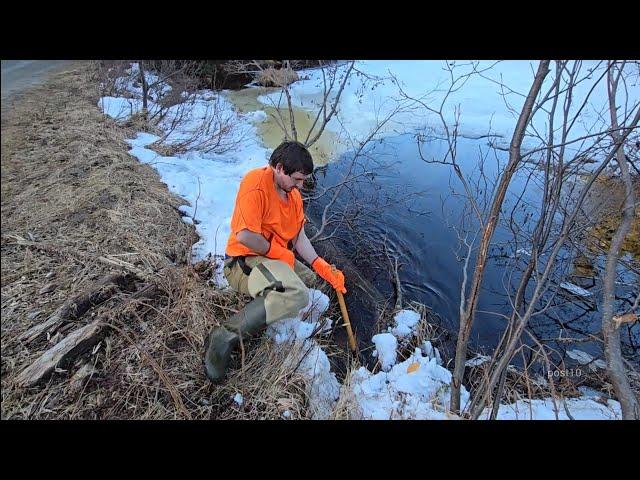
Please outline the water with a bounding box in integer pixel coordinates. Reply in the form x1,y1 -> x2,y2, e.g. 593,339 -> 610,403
306,133 -> 640,366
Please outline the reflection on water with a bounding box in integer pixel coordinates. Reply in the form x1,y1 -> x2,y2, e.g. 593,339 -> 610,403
306,133 -> 640,365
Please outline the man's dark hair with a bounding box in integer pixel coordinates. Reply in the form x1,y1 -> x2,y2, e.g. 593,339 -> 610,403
269,141 -> 314,175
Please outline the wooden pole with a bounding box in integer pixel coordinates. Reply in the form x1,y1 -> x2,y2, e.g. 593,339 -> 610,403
332,265 -> 357,352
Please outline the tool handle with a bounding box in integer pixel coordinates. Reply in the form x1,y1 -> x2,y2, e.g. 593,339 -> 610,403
332,265 -> 357,352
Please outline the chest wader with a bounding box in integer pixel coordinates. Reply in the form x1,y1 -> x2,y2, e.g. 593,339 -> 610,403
204,257 -> 309,383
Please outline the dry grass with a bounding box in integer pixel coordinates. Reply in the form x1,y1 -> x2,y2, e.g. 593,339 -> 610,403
329,357 -> 362,420
584,173 -> 640,258
1,62 -> 342,420
255,67 -> 299,88
208,338 -> 312,420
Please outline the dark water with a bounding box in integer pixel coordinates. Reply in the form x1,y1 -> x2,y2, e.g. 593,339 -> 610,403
306,133 -> 639,367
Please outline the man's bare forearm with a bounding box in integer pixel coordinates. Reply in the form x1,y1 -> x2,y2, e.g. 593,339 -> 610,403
293,226 -> 319,265
236,229 -> 270,255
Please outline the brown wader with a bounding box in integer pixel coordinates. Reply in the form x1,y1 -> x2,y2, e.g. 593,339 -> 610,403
204,255 -> 319,383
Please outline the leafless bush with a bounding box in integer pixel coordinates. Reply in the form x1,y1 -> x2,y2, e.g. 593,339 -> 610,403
92,60 -> 243,157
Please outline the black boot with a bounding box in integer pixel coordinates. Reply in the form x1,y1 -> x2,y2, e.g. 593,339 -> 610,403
204,296 -> 267,383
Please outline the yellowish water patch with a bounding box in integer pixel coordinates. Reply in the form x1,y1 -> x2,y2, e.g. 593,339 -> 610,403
225,87 -> 345,166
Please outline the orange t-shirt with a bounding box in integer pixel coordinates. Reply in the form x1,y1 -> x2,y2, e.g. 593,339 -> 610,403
226,166 -> 305,257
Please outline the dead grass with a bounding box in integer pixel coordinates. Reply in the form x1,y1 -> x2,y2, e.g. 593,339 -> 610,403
208,338 -> 312,420
255,67 -> 299,88
1,62 -> 343,420
329,357 -> 362,420
584,173 -> 640,258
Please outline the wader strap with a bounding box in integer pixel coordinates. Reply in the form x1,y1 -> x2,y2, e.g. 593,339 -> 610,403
255,263 -> 285,293
237,257 -> 254,276
226,256 -> 254,276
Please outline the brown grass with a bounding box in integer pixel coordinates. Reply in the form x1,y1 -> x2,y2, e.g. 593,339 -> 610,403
255,67 -> 299,88
584,174 -> 640,258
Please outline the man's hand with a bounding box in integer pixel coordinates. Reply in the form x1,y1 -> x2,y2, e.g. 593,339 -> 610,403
312,257 -> 346,294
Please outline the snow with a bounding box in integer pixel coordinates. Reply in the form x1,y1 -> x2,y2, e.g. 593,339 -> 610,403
266,289 -> 331,345
560,282 -> 593,297
99,96 -> 152,121
257,60 -> 630,154
465,355 -> 491,367
350,348 -> 470,420
264,289 -> 340,419
296,343 -> 341,420
482,397 -> 621,420
421,341 -> 443,365
566,349 -> 607,370
99,62 -> 625,420
371,333 -> 397,372
390,309 -> 421,340
299,288 -> 331,324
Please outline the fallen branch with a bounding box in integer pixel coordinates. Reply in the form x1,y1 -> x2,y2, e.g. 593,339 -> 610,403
16,283 -> 162,389
16,320 -> 105,388
98,255 -> 151,280
19,274 -> 126,343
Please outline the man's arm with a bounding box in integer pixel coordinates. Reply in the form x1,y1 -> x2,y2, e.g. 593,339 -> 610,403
237,228 -> 295,268
293,226 -> 319,265
294,225 -> 346,293
236,229 -> 270,255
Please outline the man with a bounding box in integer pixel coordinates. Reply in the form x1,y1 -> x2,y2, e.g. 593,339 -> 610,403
204,141 -> 347,383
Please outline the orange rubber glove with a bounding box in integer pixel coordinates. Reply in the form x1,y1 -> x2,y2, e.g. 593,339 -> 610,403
312,257 -> 346,294
265,240 -> 295,269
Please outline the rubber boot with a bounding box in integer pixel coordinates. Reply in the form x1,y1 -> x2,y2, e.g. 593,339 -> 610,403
204,295 -> 267,383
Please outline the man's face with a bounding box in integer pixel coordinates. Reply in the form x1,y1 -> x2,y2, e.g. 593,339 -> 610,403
274,163 -> 310,192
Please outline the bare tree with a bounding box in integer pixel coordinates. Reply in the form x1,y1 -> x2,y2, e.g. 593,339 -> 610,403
442,60 -> 551,414
398,60 -> 638,418
601,60 -> 640,419
465,61 -> 640,419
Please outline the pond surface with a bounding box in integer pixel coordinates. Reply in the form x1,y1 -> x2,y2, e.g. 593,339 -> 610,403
305,133 -> 640,366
